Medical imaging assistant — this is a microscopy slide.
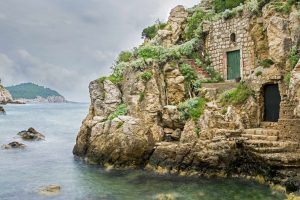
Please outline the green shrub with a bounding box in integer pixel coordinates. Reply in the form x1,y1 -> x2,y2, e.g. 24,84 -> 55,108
141,71 -> 153,82
139,92 -> 145,102
214,0 -> 245,13
284,72 -> 292,86
116,121 -> 124,129
256,71 -> 262,76
192,80 -> 202,90
117,51 -> 132,63
178,97 -> 207,120
222,9 -> 237,20
246,0 -> 259,14
259,59 -> 274,68
108,104 -> 128,120
178,38 -> 199,57
142,21 -> 167,40
179,64 -> 198,82
220,82 -> 253,105
137,45 -> 165,60
195,58 -> 224,82
131,58 -> 146,70
108,62 -> 128,84
289,45 -> 299,69
98,76 -> 107,84
183,9 -> 206,40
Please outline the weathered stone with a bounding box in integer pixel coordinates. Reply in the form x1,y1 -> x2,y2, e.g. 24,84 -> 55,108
0,106 -> 5,114
2,141 -> 26,149
0,85 -> 12,104
18,127 -> 45,141
37,185 -> 61,196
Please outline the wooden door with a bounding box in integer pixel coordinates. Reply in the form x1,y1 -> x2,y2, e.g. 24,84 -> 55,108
264,84 -> 281,122
227,50 -> 241,80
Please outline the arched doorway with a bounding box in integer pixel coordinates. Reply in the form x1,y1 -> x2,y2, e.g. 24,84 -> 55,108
263,84 -> 281,122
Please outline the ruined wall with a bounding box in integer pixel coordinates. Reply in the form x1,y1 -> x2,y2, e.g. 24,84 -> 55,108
204,16 -> 255,80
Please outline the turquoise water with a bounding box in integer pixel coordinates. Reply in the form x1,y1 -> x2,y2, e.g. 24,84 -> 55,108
0,104 -> 285,200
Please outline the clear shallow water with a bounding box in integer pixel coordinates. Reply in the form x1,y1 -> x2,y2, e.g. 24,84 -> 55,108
0,104 -> 285,200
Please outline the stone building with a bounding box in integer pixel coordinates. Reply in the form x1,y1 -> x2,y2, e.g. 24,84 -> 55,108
203,16 -> 255,80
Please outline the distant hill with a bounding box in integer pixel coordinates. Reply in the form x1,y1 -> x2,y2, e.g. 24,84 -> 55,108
6,83 -> 63,100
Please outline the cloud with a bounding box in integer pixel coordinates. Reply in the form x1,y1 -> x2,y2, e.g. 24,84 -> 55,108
0,0 -> 199,102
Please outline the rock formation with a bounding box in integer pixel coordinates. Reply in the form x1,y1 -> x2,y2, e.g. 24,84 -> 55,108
0,84 -> 12,104
74,0 -> 300,193
2,141 -> 26,149
18,127 -> 45,141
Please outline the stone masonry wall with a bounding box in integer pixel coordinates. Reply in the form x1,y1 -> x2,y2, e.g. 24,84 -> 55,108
204,16 -> 255,80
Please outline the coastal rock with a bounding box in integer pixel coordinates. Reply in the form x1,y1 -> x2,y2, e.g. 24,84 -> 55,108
0,85 -> 13,104
0,106 -> 5,114
74,0 -> 300,191
18,127 -> 45,141
2,141 -> 26,149
37,185 -> 61,196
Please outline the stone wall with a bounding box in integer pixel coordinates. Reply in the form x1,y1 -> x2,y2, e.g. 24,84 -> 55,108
204,16 -> 255,80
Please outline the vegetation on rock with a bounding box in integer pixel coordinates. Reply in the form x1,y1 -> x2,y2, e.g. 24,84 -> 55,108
117,51 -> 133,63
214,0 -> 245,13
220,82 -> 253,105
140,71 -> 153,82
142,20 -> 167,40
289,45 -> 300,69
178,97 -> 206,120
259,59 -> 274,68
108,104 -> 128,120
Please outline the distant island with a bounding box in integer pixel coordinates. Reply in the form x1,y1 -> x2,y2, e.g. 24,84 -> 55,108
6,83 -> 66,103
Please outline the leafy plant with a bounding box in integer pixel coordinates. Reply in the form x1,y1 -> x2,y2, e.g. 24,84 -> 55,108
137,45 -> 165,60
284,72 -> 292,86
289,45 -> 299,69
178,38 -> 199,57
220,82 -> 253,105
117,51 -> 132,63
214,0 -> 245,13
246,0 -> 259,14
140,71 -> 153,82
183,9 -> 206,40
98,76 -> 107,84
108,62 -> 128,84
139,92 -> 145,102
178,97 -> 206,120
222,9 -> 237,20
195,58 -> 224,82
108,104 -> 128,120
142,21 -> 167,40
259,59 -> 274,68
255,71 -> 262,76
179,63 -> 198,97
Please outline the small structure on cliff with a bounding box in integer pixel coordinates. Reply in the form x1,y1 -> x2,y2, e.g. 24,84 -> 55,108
74,0 -> 300,193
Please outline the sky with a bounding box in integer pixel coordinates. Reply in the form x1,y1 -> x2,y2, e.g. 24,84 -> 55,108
0,0 -> 198,102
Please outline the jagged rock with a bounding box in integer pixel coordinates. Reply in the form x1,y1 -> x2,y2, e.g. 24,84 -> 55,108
0,85 -> 12,104
0,106 -> 5,114
290,59 -> 300,117
37,185 -> 61,196
152,5 -> 188,46
74,116 -> 155,167
18,127 -> 45,141
267,16 -> 292,63
2,141 -> 26,149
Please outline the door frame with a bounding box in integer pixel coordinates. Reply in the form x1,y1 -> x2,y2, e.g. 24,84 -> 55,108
223,47 -> 243,80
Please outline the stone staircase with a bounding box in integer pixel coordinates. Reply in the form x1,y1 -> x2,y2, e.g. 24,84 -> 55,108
183,59 -> 210,79
242,128 -> 300,167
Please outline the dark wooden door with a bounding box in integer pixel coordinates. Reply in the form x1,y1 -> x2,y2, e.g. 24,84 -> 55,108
227,50 -> 241,80
264,84 -> 281,122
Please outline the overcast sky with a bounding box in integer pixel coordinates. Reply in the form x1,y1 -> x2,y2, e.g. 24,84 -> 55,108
0,0 -> 198,102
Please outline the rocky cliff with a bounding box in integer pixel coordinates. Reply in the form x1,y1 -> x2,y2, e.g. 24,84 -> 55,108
0,84 -> 13,104
74,0 -> 300,193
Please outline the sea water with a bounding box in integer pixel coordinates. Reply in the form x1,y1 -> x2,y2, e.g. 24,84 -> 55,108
0,104 -> 285,200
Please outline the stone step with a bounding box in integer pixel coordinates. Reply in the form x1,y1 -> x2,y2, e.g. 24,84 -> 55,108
256,152 -> 300,166
244,140 -> 299,148
260,122 -> 279,129
212,129 -> 242,138
244,128 -> 280,136
252,146 -> 295,154
242,134 -> 278,141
